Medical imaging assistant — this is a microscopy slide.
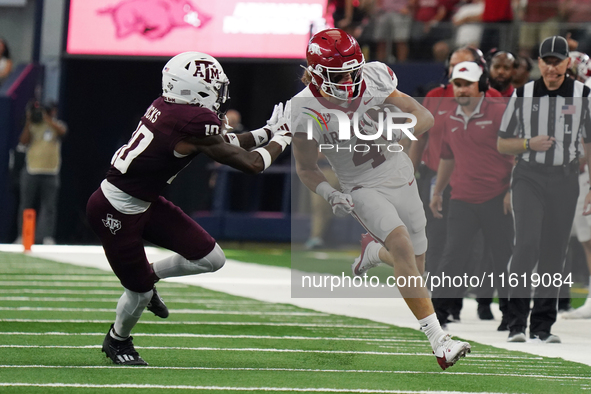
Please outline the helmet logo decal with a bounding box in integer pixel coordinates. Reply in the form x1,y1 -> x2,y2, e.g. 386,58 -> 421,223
308,43 -> 322,56
167,82 -> 174,90
192,60 -> 220,84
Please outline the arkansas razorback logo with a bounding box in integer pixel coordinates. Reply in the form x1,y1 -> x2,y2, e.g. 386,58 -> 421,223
98,0 -> 211,40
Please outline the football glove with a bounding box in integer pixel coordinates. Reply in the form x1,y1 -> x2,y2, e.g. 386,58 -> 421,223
267,100 -> 291,137
327,190 -> 354,217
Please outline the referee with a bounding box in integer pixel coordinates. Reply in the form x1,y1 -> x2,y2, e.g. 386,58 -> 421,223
498,36 -> 591,343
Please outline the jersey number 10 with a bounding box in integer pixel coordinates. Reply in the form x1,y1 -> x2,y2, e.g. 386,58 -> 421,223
111,123 -> 154,174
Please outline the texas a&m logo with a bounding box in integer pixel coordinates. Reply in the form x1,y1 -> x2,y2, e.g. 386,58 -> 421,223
102,214 -> 122,235
192,60 -> 220,83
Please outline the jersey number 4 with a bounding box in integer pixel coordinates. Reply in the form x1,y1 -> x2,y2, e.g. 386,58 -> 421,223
352,138 -> 386,168
111,124 -> 154,174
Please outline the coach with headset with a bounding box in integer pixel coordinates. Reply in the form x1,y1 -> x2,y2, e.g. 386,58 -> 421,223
429,61 -> 514,328
498,36 -> 591,343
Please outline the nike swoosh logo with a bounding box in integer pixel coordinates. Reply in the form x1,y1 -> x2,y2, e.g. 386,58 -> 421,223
363,99 -> 372,105
408,178 -> 415,186
438,110 -> 448,115
451,127 -> 458,132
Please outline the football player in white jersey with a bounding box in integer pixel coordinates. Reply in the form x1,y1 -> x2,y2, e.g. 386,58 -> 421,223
291,28 -> 471,370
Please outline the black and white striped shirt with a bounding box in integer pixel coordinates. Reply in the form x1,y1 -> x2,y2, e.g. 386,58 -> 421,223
499,78 -> 591,166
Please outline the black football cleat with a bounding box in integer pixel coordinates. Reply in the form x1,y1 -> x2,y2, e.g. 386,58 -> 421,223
146,286 -> 169,318
102,324 -> 148,366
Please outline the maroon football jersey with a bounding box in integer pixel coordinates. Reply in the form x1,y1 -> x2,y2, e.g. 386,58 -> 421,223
106,97 -> 222,201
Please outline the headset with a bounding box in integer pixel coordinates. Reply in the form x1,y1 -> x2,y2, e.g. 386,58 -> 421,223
445,46 -> 490,93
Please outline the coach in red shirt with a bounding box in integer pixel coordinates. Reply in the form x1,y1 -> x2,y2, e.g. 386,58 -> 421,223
409,47 -> 501,288
428,61 -> 514,328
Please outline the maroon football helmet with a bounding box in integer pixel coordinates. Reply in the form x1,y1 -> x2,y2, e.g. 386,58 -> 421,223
306,28 -> 365,100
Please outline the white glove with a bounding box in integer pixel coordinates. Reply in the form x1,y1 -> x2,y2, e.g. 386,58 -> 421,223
267,100 -> 291,137
327,190 -> 355,217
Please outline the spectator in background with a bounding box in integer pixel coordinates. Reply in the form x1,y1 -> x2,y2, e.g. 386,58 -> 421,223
518,0 -> 560,59
329,0 -> 370,38
17,101 -> 67,245
488,51 -> 517,97
479,0 -> 513,54
0,38 -> 13,85
373,0 -> 411,63
560,0 -> 591,55
451,0 -> 485,48
429,61 -> 513,329
512,56 -> 533,89
451,0 -> 513,54
409,0 -> 460,61
225,109 -> 245,133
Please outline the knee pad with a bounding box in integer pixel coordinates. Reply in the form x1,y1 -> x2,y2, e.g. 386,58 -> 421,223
193,243 -> 225,273
153,243 -> 226,278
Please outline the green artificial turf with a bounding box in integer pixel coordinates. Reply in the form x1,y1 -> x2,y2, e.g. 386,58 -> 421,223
0,252 -> 590,394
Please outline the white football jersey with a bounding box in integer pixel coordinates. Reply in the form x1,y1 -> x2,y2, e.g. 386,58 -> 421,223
292,62 -> 414,192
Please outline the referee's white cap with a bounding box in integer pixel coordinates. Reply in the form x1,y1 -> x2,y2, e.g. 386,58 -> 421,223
450,61 -> 483,83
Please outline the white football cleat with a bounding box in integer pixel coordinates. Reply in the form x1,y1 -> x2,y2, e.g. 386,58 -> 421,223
561,298 -> 591,319
433,334 -> 471,370
351,233 -> 381,276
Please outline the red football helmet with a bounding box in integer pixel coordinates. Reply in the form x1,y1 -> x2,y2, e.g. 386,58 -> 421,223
306,28 -> 365,100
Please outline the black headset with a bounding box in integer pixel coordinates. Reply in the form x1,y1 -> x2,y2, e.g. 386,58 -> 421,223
445,46 -> 490,93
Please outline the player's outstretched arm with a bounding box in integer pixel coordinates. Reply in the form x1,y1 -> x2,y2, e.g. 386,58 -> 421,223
223,102 -> 290,151
178,132 -> 290,174
385,89 -> 434,137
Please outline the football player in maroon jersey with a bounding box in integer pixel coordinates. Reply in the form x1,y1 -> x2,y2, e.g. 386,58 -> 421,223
86,52 -> 291,365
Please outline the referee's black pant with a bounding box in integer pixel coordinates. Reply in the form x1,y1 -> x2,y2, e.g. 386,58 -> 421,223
431,192 -> 513,323
507,160 -> 579,336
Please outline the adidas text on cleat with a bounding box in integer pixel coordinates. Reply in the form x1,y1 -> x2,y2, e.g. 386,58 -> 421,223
352,233 -> 380,276
102,325 -> 148,366
146,286 -> 169,318
433,334 -> 471,370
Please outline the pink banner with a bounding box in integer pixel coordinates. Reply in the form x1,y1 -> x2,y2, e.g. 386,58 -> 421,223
67,0 -> 328,59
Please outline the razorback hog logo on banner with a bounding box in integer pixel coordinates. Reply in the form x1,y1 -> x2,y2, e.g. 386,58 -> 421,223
98,0 -> 211,40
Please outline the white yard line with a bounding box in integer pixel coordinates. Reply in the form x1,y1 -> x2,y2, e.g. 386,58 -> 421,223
0,319 -> 388,328
0,307 -> 327,316
0,332 -> 425,342
0,344 -> 545,360
0,365 -> 586,380
0,383 -> 518,394
1,244 -> 590,366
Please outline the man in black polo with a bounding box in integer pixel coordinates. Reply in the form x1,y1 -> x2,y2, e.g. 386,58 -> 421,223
498,36 -> 591,343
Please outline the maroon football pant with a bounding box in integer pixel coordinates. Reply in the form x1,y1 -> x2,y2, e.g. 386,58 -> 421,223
86,187 -> 216,292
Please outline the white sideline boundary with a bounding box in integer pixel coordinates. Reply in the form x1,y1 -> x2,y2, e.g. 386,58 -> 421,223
1,244 -> 590,367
